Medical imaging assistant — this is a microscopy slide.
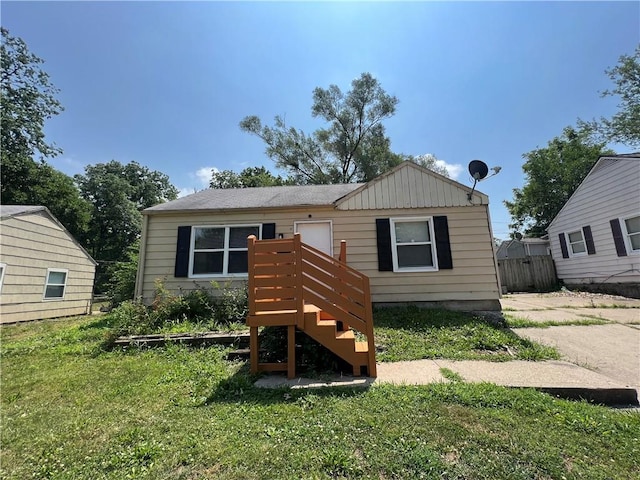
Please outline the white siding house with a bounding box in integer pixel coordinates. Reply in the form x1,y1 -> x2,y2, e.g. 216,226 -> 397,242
136,162 -> 502,311
547,154 -> 640,298
0,206 -> 97,323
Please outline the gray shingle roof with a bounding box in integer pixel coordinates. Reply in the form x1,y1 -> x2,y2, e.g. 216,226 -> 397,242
144,184 -> 365,213
0,205 -> 46,219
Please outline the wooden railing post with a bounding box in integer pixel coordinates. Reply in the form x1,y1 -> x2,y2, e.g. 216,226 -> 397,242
294,233 -> 304,329
363,275 -> 376,377
339,240 -> 347,263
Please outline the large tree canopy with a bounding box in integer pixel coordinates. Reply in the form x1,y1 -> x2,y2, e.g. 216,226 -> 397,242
580,45 -> 640,148
1,27 -> 63,161
0,28 -> 90,239
209,166 -> 292,189
240,73 -> 399,184
75,160 -> 178,264
505,126 -> 613,237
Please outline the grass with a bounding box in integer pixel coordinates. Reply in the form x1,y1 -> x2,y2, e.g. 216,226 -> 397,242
373,306 -> 560,362
503,314 -> 611,329
2,315 -> 639,479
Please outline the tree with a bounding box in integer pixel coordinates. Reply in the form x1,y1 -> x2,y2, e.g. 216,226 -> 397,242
580,45 -> 640,148
409,153 -> 450,177
209,166 -> 291,189
505,126 -> 613,237
75,160 -> 178,264
105,240 -> 139,307
1,27 -> 63,161
1,156 -> 91,242
240,73 -> 399,184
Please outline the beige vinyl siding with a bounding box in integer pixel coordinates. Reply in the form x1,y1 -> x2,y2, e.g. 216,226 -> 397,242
336,163 -> 487,210
548,157 -> 640,285
0,213 -> 96,323
139,205 -> 500,305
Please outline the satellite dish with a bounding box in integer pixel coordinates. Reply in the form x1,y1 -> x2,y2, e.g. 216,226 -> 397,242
468,160 -> 489,180
514,232 -> 523,240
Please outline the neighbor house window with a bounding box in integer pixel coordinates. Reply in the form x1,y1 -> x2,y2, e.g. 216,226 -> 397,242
0,263 -> 6,294
390,217 -> 438,272
567,230 -> 586,256
190,225 -> 260,276
43,269 -> 68,300
622,215 -> 640,253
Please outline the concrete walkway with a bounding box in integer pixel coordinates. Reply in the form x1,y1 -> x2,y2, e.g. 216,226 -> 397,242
255,292 -> 640,406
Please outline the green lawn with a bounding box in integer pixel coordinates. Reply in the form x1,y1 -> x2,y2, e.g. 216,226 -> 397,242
374,306 -> 559,361
1,315 -> 639,479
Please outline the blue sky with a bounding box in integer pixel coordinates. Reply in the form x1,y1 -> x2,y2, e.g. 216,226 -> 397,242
2,1 -> 638,239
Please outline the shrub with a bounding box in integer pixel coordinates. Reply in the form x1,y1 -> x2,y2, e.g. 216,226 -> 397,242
104,241 -> 139,308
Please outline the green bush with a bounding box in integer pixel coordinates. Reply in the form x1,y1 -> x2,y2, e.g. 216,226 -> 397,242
105,280 -> 249,341
104,241 -> 139,308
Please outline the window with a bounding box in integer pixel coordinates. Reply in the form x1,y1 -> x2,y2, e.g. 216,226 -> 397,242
567,230 -> 587,256
44,269 -> 68,300
390,217 -> 438,271
623,215 -> 640,253
190,225 -> 260,277
0,263 -> 6,294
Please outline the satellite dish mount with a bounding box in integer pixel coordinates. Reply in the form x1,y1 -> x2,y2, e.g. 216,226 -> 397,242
467,160 -> 488,201
466,160 -> 501,202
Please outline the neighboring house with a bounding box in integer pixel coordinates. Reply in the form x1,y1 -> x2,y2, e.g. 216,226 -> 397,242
0,206 -> 97,323
135,161 -> 502,311
496,237 -> 550,259
547,153 -> 640,298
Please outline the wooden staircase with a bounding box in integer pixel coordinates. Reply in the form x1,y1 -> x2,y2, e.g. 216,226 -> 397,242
246,233 -> 376,379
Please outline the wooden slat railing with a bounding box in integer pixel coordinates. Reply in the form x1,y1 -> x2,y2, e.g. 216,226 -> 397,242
246,233 -> 376,377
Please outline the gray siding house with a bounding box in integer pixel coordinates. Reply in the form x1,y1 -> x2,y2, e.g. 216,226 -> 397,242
547,154 -> 640,298
0,206 -> 97,323
135,162 -> 502,311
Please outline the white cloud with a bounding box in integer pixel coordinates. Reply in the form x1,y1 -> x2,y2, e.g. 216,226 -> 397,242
176,166 -> 219,198
434,160 -> 464,180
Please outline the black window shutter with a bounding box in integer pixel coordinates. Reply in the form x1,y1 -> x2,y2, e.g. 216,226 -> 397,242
558,233 -> 569,259
375,218 -> 393,271
433,216 -> 453,269
610,219 -> 628,257
262,223 -> 276,239
582,226 -> 596,255
174,226 -> 192,277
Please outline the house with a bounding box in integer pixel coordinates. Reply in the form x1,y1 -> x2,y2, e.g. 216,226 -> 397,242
496,237 -> 550,260
135,161 -> 502,311
0,205 -> 97,323
547,153 -> 640,298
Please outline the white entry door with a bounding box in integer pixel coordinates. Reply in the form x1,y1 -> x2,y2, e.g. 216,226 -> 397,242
294,221 -> 333,256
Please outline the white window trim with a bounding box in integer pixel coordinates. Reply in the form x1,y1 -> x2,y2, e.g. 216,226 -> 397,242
390,216 -> 439,272
293,220 -> 334,257
621,214 -> 640,255
43,268 -> 68,301
566,230 -> 587,257
188,224 -> 262,278
0,263 -> 6,294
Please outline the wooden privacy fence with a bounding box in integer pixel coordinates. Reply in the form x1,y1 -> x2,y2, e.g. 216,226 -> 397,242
498,255 -> 558,293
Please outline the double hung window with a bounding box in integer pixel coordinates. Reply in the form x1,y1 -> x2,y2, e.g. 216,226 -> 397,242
567,230 -> 586,256
390,217 -> 437,271
44,269 -> 68,300
623,215 -> 640,253
191,225 -> 260,276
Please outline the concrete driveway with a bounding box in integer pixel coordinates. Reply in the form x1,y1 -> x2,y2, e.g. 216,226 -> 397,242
502,292 -> 640,389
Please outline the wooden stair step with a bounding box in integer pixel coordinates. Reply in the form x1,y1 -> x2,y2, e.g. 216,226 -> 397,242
355,342 -> 369,353
316,319 -> 337,327
335,330 -> 355,340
